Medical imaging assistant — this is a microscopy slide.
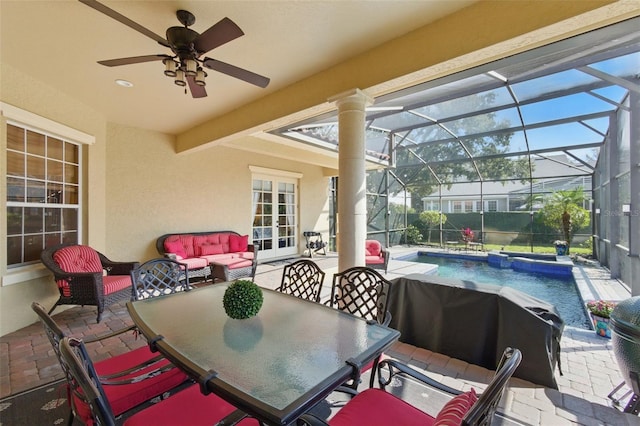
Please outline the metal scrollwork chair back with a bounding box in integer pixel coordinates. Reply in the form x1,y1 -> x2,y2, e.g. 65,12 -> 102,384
329,266 -> 392,389
277,259 -> 326,303
329,266 -> 391,326
130,258 -> 191,301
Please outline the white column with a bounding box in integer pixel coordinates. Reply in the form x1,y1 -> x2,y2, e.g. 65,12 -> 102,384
329,89 -> 373,273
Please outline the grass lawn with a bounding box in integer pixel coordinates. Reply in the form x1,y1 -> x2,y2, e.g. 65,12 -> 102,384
483,243 -> 592,257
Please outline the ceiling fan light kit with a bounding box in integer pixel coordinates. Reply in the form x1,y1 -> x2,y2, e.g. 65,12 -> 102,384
79,0 -> 270,98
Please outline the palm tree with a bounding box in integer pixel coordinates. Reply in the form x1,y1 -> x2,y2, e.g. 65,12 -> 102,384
541,188 -> 588,254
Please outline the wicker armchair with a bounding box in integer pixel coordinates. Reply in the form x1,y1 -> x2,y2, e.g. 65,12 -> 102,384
40,244 -> 138,322
364,240 -> 390,273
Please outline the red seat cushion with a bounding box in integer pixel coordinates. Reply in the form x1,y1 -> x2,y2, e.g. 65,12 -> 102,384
365,256 -> 385,265
212,258 -> 253,270
329,388 -> 435,426
124,384 -> 260,426
73,346 -> 188,423
176,257 -> 209,270
102,275 -> 133,295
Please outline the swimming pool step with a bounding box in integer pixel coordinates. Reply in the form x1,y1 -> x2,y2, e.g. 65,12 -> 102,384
487,252 -> 574,277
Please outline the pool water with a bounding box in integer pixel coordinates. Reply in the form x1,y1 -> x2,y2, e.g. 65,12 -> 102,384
407,253 -> 590,329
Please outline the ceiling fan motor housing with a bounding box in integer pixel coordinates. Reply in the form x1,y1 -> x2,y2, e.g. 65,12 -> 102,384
166,26 -> 200,60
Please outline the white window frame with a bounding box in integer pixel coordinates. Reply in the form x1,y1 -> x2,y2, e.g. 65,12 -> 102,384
2,103 -> 94,285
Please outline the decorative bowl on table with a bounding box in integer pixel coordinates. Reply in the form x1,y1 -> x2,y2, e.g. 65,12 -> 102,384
223,279 -> 264,320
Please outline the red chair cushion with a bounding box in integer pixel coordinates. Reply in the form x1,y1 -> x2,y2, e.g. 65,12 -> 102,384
229,234 -> 249,252
164,240 -> 187,258
433,389 -> 478,426
53,245 -> 104,296
200,244 -> 224,256
124,384 -> 260,426
73,346 -> 188,423
365,240 -> 382,257
329,388 -> 435,426
102,275 -> 133,295
53,245 -> 103,273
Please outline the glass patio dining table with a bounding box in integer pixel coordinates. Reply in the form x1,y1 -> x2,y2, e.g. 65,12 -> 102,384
126,283 -> 400,425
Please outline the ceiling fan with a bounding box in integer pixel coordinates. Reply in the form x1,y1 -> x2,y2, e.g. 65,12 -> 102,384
79,0 -> 270,98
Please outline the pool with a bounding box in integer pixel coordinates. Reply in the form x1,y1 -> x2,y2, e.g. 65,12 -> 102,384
404,252 -> 591,329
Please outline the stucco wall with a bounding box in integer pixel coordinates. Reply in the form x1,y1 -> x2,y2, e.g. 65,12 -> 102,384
0,63 -> 107,335
0,95 -> 332,336
105,123 -> 331,262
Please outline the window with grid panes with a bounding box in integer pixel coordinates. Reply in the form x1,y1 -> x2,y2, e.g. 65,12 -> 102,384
6,123 -> 80,267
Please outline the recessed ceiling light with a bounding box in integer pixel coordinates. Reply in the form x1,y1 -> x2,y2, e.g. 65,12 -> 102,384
115,79 -> 133,88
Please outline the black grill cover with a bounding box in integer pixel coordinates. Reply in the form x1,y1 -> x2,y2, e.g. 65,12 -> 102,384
611,296 -> 640,392
388,274 -> 564,389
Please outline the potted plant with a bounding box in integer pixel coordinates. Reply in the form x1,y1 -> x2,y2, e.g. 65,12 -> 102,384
586,300 -> 617,338
553,240 -> 568,255
223,279 -> 264,320
461,227 -> 474,249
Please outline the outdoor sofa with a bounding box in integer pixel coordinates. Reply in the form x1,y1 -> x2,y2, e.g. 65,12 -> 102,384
156,231 -> 257,282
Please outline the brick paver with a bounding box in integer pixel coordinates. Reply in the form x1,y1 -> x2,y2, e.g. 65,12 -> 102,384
0,250 -> 638,425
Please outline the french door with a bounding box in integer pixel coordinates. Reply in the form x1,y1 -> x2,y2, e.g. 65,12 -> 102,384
251,169 -> 300,260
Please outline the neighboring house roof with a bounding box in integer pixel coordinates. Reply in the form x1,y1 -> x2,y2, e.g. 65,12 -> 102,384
422,154 -> 593,200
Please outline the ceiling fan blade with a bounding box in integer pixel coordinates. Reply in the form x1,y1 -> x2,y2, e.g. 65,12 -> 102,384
98,54 -> 168,67
187,76 -> 207,98
79,0 -> 170,48
194,17 -> 244,54
203,58 -> 270,88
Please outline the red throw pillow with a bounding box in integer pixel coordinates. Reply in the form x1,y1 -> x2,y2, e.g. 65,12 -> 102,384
164,240 -> 187,258
433,389 -> 478,426
200,244 -> 224,256
229,234 -> 249,252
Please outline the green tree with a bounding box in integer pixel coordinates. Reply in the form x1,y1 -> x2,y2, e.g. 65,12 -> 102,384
538,188 -> 589,254
416,210 -> 447,244
391,91 -> 531,210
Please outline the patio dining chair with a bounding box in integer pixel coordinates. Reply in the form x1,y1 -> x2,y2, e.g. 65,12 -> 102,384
328,266 -> 392,390
31,302 -> 188,426
298,347 -> 522,426
59,336 -> 261,426
276,259 -> 325,302
130,258 -> 191,300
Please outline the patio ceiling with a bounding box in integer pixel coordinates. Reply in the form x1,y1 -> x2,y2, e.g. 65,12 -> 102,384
273,17 -> 640,186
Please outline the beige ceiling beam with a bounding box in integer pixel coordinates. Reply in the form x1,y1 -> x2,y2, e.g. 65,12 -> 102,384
176,0 -> 636,154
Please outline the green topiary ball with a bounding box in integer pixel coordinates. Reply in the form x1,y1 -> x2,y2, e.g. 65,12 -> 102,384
223,280 -> 264,319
